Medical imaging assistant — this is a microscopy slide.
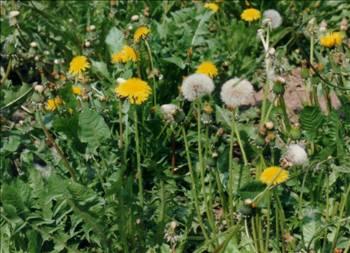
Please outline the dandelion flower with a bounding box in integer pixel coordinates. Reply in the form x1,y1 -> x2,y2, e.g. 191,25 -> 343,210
181,73 -> 214,101
204,3 -> 219,12
196,61 -> 218,78
134,26 -> 150,43
69,56 -> 90,76
263,9 -> 282,29
72,85 -> 83,96
320,32 -> 344,48
241,8 -> 261,22
45,97 -> 63,111
161,104 -> 179,122
283,144 -> 308,166
112,45 -> 138,63
220,78 -> 254,109
260,166 -> 289,185
115,78 -> 151,104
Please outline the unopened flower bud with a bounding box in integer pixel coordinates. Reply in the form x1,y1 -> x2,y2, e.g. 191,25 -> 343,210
319,20 -> 327,32
340,18 -> 348,31
117,78 -> 126,84
265,121 -> 274,130
131,15 -> 139,21
30,42 -> 38,48
54,59 -> 60,64
34,85 -> 44,93
9,10 -> 20,18
84,40 -> 91,47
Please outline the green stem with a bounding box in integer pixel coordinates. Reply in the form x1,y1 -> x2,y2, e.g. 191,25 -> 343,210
232,112 -> 248,166
331,184 -> 350,252
228,113 -> 235,223
196,103 -> 215,233
144,40 -> 157,106
182,127 -> 209,241
134,109 -> 144,207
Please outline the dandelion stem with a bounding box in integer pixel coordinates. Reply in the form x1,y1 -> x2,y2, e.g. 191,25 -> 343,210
182,127 -> 209,241
144,40 -> 157,105
134,109 -> 144,207
196,102 -> 216,232
232,112 -> 248,166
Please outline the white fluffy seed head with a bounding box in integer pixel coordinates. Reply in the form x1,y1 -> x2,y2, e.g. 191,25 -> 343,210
181,73 -> 214,101
284,144 -> 308,166
220,78 -> 254,109
160,104 -> 179,122
263,9 -> 282,29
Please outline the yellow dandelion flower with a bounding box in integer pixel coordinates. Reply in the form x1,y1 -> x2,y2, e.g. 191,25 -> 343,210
196,61 -> 218,78
68,56 -> 90,76
72,85 -> 83,96
241,8 -> 261,22
115,78 -> 152,104
204,3 -> 219,12
45,97 -> 63,111
260,166 -> 289,186
320,32 -> 344,48
111,45 -> 138,63
134,26 -> 150,43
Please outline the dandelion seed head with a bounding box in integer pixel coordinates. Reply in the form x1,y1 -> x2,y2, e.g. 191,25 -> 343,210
284,144 -> 308,166
220,78 -> 254,109
181,73 -> 214,101
263,9 -> 282,29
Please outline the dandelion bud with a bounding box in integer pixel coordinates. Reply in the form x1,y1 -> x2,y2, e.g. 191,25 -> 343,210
84,40 -> 91,47
273,77 -> 285,94
160,104 -> 179,122
268,47 -> 275,56
289,126 -> 301,140
131,15 -> 139,21
244,198 -> 253,205
117,78 -> 126,84
34,85 -> 44,93
319,20 -> 327,32
9,10 -> 20,18
170,221 -> 177,230
340,18 -> 348,31
87,25 -> 96,32
203,103 -> 213,114
30,42 -> 38,48
265,121 -> 274,130
9,10 -> 20,26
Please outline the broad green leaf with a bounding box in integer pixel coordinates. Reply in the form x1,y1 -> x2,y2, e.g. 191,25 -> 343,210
105,27 -> 124,54
91,60 -> 111,80
163,56 -> 186,69
78,109 -> 111,149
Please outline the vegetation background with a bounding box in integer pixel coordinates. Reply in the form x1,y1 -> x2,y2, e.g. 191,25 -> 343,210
1,0 -> 349,252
